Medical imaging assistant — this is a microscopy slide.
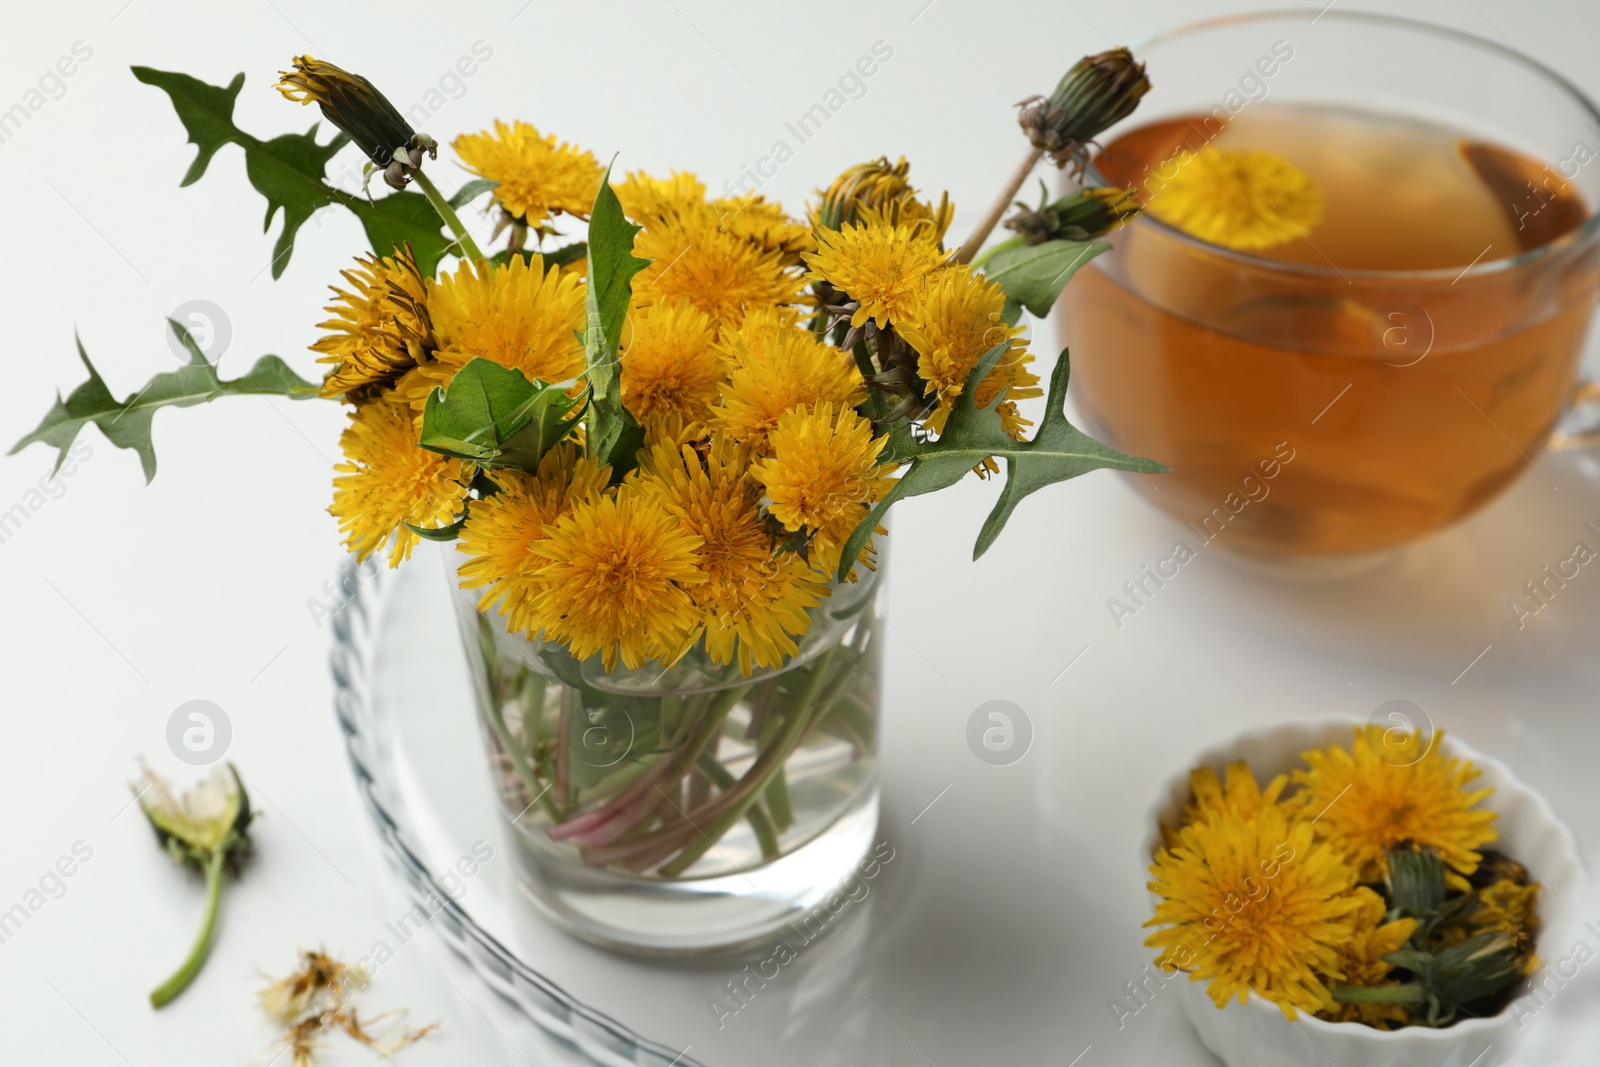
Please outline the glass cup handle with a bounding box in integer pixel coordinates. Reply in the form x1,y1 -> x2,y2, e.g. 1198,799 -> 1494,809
1550,379 -> 1600,451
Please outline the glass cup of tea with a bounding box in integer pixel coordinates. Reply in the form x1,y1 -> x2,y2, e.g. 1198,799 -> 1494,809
1058,11 -> 1600,560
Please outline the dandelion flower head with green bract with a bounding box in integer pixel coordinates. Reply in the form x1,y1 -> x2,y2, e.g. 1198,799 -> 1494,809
711,193 -> 813,262
330,394 -> 470,566
523,487 -> 706,671
897,264 -> 1040,441
1146,803 -> 1365,1019
453,120 -> 603,231
638,440 -> 825,674
714,321 -> 866,452
1288,726 -> 1498,886
634,208 -> 806,325
455,443 -> 611,635
753,403 -> 895,543
1145,147 -> 1323,252
812,156 -> 954,243
312,246 -> 431,401
614,169 -> 708,226
428,253 -> 587,387
804,219 -> 948,328
619,297 -> 725,424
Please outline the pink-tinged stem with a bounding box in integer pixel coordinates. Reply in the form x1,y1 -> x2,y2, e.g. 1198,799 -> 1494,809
548,683 -> 749,847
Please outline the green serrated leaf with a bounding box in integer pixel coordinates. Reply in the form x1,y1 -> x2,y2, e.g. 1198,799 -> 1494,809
131,66 -> 452,278
10,324 -> 319,482
972,351 -> 1167,559
835,344 -> 1166,578
418,357 -> 580,472
982,239 -> 1109,318
582,164 -> 651,464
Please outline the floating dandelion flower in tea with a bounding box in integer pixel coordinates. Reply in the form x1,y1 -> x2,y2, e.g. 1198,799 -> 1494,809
1145,147 -> 1324,252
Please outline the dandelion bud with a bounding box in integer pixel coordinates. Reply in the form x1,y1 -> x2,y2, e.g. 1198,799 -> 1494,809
276,55 -> 424,169
1005,184 -> 1141,244
813,157 -> 953,242
1018,48 -> 1151,171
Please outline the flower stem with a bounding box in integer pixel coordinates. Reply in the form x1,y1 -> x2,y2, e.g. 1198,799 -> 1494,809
409,167 -> 488,263
149,846 -> 226,1008
955,147 -> 1044,265
1331,983 -> 1427,1005
659,649 -> 838,877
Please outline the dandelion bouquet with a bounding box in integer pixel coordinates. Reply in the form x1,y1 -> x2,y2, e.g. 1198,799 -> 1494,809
1147,726 -> 1541,1030
14,51 -> 1163,925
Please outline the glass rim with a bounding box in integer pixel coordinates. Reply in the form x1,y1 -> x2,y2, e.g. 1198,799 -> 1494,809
1088,8 -> 1600,283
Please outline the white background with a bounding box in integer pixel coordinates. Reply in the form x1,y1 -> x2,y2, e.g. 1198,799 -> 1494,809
2,1 -> 1598,1065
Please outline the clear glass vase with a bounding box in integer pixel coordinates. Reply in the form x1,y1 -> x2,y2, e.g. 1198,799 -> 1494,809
449,556 -> 884,955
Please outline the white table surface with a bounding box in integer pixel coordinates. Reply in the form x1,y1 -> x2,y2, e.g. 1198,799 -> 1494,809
3,2 -> 1599,1065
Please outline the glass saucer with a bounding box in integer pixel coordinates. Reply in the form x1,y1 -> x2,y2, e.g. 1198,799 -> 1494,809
332,446 -> 1600,1066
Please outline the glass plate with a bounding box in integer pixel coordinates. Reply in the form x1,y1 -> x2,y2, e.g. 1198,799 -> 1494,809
332,447 -> 1600,1067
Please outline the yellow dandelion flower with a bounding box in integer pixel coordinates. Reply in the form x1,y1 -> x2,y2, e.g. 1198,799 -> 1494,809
1183,761 -> 1289,829
614,170 -> 809,262
897,265 -> 1041,439
429,254 -> 587,387
453,120 -> 603,230
619,297 -> 725,424
1472,878 -> 1541,973
638,411 -> 709,450
714,325 -> 865,451
753,403 -> 895,540
1317,887 -> 1419,1028
803,220 -> 947,328
1146,805 -> 1366,1019
312,246 -> 432,400
1288,727 -> 1498,885
456,444 -> 611,634
812,157 -> 954,244
330,396 -> 470,567
1146,147 -> 1323,252
639,441 -> 824,674
713,303 -> 805,352
525,488 -> 705,670
710,194 -> 813,262
634,212 -> 805,325
615,169 -> 707,226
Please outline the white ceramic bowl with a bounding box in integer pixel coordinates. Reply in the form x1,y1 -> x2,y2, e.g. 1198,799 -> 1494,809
1142,720 -> 1584,1067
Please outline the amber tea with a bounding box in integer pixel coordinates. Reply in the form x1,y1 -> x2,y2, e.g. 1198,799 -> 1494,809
1061,103 -> 1598,557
